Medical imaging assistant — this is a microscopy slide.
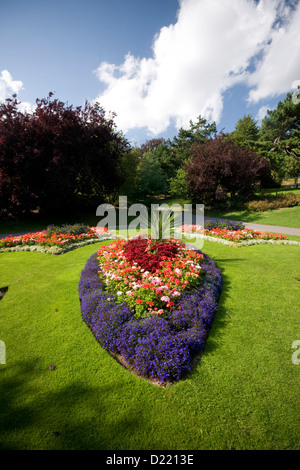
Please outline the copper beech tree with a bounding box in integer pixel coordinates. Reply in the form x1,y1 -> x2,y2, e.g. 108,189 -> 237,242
0,93 -> 129,217
185,134 -> 271,206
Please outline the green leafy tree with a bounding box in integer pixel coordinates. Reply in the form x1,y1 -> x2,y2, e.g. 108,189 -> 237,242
117,147 -> 140,200
259,88 -> 300,142
148,143 -> 176,180
135,151 -> 168,199
168,168 -> 189,199
139,138 -> 165,154
285,155 -> 300,187
169,116 -> 217,166
135,116 -> 217,200
231,114 -> 259,146
258,87 -> 300,185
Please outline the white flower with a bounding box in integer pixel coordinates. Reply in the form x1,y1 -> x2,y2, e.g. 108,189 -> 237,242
117,291 -> 123,296
171,291 -> 181,297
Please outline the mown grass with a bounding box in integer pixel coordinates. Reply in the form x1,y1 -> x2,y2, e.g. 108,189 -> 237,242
0,240 -> 299,450
206,205 -> 300,228
161,197 -> 300,228
261,188 -> 300,195
0,211 -> 100,236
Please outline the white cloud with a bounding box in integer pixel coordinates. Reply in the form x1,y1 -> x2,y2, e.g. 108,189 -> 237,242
0,70 -> 23,101
17,101 -> 35,113
292,79 -> 300,89
0,70 -> 35,113
256,105 -> 271,124
247,1 -> 300,103
94,0 -> 300,136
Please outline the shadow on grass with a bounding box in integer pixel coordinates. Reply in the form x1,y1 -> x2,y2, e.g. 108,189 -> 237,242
0,358 -> 144,450
205,210 -> 268,223
204,255 -> 246,349
203,270 -> 232,353
184,257 -> 241,382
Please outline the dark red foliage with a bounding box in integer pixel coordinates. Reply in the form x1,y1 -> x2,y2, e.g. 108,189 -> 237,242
0,93 -> 129,217
122,237 -> 179,273
185,134 -> 271,206
140,138 -> 165,154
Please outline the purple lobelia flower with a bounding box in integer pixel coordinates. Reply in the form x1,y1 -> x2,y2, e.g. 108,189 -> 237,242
78,247 -> 222,384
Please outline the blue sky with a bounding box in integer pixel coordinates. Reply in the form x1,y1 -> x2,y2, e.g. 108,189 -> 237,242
1,0 -> 300,146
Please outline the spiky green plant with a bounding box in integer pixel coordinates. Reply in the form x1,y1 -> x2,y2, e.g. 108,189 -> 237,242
141,206 -> 179,242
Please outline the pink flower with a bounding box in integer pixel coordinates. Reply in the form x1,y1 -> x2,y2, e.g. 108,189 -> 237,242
126,291 -> 135,297
171,291 -> 180,297
161,296 -> 170,303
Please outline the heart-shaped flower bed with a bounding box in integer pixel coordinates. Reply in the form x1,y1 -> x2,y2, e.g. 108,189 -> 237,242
78,237 -> 223,385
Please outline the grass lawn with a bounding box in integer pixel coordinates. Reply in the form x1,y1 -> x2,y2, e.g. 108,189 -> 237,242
261,188 -> 300,195
0,212 -> 101,236
161,197 -> 300,228
0,240 -> 299,450
206,205 -> 300,228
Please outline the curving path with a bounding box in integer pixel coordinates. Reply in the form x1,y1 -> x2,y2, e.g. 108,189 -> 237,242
203,217 -> 300,236
177,209 -> 300,236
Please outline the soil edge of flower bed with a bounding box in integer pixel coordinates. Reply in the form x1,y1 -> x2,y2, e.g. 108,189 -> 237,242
107,348 -> 204,388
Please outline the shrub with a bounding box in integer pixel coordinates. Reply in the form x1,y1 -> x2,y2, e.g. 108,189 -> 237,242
204,220 -> 245,231
246,193 -> 300,211
45,223 -> 91,235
